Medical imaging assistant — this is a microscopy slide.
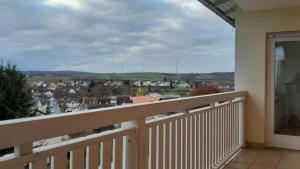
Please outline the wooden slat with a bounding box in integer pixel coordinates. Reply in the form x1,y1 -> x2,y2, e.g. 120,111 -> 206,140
187,116 -> 190,169
201,113 -> 204,169
115,137 -> 123,169
236,103 -> 240,147
222,106 -> 226,159
151,127 -> 157,169
131,133 -> 137,169
229,104 -> 233,153
230,103 -> 233,152
145,128 -> 150,169
165,123 -> 170,169
54,153 -> 67,169
212,108 -> 216,167
182,118 -> 186,169
89,144 -> 100,169
215,107 -> 218,164
237,103 -> 241,147
100,143 -> 103,169
222,106 -> 225,158
158,124 -> 164,169
234,103 -> 237,148
226,103 -> 230,156
33,158 -> 48,169
171,121 -> 176,169
217,107 -> 221,164
204,111 -> 208,169
225,104 -> 228,156
192,115 -> 195,169
196,114 -> 200,169
208,109 -> 212,168
73,147 -> 84,169
103,140 -> 112,169
177,119 -> 182,169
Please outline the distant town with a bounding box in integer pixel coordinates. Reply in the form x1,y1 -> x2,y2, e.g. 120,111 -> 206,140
25,71 -> 234,116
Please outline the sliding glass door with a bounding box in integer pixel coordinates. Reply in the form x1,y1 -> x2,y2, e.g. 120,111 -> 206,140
268,32 -> 300,150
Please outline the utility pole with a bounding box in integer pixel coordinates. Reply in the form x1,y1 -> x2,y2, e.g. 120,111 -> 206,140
176,58 -> 179,75
121,64 -> 124,73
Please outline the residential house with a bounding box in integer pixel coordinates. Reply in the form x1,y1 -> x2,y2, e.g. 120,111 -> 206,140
130,96 -> 160,104
116,96 -> 133,105
82,97 -> 99,109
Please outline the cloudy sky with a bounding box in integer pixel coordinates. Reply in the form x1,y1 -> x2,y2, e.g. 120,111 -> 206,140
0,0 -> 235,73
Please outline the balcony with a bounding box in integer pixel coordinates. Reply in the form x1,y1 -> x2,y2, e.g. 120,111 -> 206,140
0,91 -> 246,169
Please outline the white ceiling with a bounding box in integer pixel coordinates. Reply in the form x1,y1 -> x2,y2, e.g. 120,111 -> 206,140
235,0 -> 300,11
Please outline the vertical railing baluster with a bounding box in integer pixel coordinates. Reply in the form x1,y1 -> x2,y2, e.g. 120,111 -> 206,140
196,114 -> 200,169
192,114 -> 196,169
187,114 -> 191,169
182,117 -> 186,169
151,126 -> 157,169
204,111 -> 208,169
177,119 -> 182,169
158,124 -> 164,169
165,122 -> 170,169
172,121 -> 176,169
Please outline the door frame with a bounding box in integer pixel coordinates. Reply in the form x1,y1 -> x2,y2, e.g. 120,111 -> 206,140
267,32 -> 300,150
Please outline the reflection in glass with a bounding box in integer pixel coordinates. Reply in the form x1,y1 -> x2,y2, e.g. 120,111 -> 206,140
275,41 -> 300,136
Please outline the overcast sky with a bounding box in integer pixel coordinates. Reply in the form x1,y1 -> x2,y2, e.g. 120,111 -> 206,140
0,0 -> 235,73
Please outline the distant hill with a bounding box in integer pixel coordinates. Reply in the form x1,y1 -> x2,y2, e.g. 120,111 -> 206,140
23,71 -> 234,81
23,71 -> 97,77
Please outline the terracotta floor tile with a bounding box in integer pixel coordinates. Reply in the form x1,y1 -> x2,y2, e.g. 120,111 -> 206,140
249,164 -> 275,169
226,148 -> 300,169
281,151 -> 300,160
277,159 -> 300,169
233,153 -> 257,164
226,161 -> 250,169
252,157 -> 280,167
257,149 -> 283,158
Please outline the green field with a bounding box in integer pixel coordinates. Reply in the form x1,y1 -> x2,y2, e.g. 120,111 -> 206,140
26,76 -> 72,83
25,72 -> 234,82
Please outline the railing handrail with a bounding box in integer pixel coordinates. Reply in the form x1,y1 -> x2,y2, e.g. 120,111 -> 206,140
0,90 -> 246,150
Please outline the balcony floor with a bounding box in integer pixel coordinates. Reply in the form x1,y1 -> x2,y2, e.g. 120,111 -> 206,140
225,148 -> 300,169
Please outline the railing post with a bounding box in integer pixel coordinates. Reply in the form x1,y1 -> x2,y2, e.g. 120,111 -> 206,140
14,143 -> 32,157
239,96 -> 246,147
137,118 -> 147,169
14,143 -> 33,169
122,121 -> 137,169
122,117 -> 147,169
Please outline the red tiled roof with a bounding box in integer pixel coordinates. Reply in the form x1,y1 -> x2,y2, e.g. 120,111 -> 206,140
130,96 -> 160,104
82,97 -> 98,106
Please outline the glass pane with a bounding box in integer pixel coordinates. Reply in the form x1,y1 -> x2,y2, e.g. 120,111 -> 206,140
275,41 -> 300,136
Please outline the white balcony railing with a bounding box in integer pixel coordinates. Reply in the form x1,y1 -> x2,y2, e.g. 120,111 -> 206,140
0,91 -> 246,169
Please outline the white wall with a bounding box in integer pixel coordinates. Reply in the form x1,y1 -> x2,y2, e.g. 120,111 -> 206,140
235,6 -> 300,145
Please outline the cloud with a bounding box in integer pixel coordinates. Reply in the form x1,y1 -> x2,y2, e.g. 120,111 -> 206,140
43,0 -> 84,10
0,0 -> 234,73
